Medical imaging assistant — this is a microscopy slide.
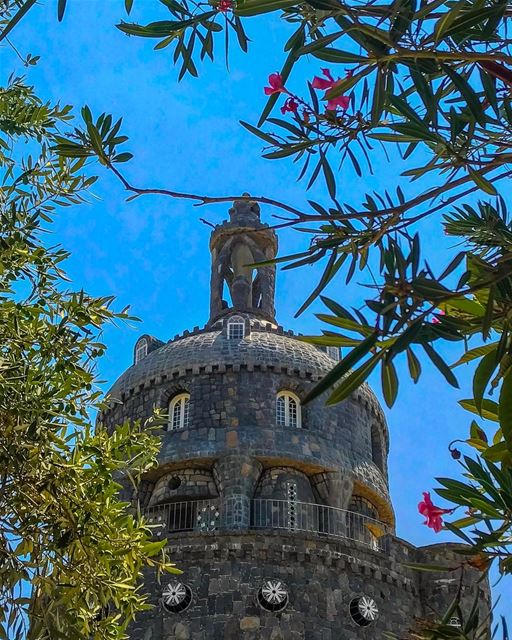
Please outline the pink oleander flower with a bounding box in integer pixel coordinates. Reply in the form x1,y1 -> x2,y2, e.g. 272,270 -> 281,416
326,94 -> 350,111
312,68 -> 337,90
264,73 -> 285,95
281,97 -> 299,115
217,0 -> 233,12
311,68 -> 350,111
431,309 -> 446,324
418,492 -> 454,533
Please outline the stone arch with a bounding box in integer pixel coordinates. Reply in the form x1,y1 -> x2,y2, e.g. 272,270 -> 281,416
160,383 -> 191,408
311,471 -> 353,510
148,468 -> 218,507
254,467 -> 315,503
253,467 -> 317,533
160,384 -> 192,429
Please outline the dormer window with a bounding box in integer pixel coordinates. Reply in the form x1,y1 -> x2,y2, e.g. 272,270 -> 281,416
326,346 -> 340,361
227,315 -> 245,340
169,393 -> 190,431
135,338 -> 148,364
276,391 -> 301,428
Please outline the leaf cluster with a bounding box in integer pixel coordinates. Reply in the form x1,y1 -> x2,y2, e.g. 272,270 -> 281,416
0,77 -> 178,640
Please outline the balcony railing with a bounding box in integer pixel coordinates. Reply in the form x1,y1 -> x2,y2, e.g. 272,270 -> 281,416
144,497 -> 391,551
145,498 -> 222,534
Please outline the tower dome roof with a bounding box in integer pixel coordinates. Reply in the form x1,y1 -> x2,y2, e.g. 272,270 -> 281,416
108,319 -> 386,429
110,324 -> 330,397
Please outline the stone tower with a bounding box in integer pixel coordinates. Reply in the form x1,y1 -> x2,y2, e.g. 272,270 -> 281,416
101,198 -> 490,640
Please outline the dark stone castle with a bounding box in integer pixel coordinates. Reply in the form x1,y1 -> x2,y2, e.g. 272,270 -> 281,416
100,198 -> 490,640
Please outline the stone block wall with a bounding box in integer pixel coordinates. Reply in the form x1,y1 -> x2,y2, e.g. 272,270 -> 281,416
129,532 -> 487,640
416,543 -> 491,624
101,356 -> 391,518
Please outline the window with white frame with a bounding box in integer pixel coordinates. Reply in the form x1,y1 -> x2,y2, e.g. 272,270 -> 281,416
135,338 -> 148,364
227,315 -> 245,340
326,346 -> 340,361
276,392 -> 301,428
169,393 -> 190,431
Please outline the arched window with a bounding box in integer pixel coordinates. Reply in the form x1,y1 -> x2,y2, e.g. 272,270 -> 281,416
135,337 -> 148,364
169,393 -> 190,431
371,424 -> 385,473
227,315 -> 245,340
276,392 -> 301,428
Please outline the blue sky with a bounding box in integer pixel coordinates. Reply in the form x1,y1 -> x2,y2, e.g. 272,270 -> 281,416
1,0 -> 509,624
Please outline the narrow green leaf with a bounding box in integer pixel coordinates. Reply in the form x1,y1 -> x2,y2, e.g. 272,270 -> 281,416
389,95 -> 422,126
468,168 -> 497,196
320,152 -> 336,199
403,562 -> 455,572
315,314 -> 375,336
295,252 -> 346,317
433,0 -> 465,42
300,334 -> 361,347
296,32 -> 344,56
240,120 -> 279,146
58,0 -> 67,21
482,441 -> 509,462
452,342 -> 498,367
388,319 -> 424,358
381,360 -> 399,407
443,65 -> 486,127
327,352 -> 382,405
307,47 -> 368,64
303,332 -> 379,404
236,0 -> 296,17
473,348 -> 498,415
498,371 -> 512,449
406,347 -> 421,383
459,398 -> 499,422
423,342 -> 459,388
320,296 -> 357,322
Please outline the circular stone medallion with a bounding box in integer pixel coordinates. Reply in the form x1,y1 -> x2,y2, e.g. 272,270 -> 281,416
161,582 -> 193,614
257,579 -> 288,612
349,595 -> 379,626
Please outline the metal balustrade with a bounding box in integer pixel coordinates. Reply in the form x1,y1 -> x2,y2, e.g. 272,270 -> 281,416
144,497 -> 391,550
250,499 -> 390,550
145,499 -> 222,534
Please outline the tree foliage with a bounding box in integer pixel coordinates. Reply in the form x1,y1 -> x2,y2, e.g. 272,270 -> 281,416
0,77 -> 179,640
39,0 -> 512,589
3,0 -> 512,637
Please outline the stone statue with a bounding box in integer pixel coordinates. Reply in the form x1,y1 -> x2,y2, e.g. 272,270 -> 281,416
209,198 -> 277,322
